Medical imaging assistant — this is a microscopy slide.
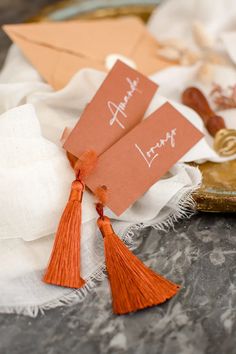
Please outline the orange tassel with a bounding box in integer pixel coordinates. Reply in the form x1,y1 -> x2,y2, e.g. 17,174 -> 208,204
95,187 -> 180,315
43,150 -> 97,288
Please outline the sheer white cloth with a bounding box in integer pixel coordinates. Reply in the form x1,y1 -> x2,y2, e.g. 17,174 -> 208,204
148,0 -> 236,52
0,10 -> 235,315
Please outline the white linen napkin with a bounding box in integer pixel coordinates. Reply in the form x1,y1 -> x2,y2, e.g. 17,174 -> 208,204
0,36 -> 235,316
148,0 -> 236,52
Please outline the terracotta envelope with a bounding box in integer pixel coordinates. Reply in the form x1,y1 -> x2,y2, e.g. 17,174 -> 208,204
3,16 -> 172,90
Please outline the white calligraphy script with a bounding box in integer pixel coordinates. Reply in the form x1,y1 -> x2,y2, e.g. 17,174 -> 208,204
108,77 -> 141,129
135,128 -> 177,168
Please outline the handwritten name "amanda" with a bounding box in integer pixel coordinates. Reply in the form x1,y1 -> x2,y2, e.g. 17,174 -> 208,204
108,77 -> 141,129
135,128 -> 177,168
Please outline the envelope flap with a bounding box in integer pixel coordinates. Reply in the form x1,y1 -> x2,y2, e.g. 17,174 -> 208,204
2,29 -> 60,88
3,17 -> 147,62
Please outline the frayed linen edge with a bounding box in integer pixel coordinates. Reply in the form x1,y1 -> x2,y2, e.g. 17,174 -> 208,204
0,264 -> 107,318
123,184 -> 199,244
0,167 -> 201,317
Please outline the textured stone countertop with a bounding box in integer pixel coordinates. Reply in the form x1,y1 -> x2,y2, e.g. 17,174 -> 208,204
0,2 -> 236,354
0,214 -> 236,354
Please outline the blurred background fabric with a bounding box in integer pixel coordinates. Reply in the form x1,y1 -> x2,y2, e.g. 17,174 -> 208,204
0,0 -> 59,66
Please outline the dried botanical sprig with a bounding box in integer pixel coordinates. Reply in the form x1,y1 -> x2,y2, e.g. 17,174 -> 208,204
210,83 -> 236,110
192,21 -> 214,49
197,63 -> 215,85
158,47 -> 181,62
156,21 -> 227,85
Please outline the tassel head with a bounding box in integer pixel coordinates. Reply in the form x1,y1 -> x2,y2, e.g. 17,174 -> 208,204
97,215 -> 114,237
69,180 -> 84,202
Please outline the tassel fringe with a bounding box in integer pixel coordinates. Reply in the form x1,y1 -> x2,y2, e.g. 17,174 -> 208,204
98,216 -> 180,315
43,180 -> 85,288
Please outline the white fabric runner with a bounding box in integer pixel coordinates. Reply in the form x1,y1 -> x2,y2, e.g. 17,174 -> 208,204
0,0 -> 236,316
148,0 -> 236,51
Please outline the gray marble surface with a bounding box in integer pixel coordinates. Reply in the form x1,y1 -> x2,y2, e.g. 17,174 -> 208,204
0,213 -> 236,354
0,1 -> 236,354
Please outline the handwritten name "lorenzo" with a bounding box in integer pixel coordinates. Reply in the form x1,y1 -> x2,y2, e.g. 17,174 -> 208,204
135,128 -> 177,168
108,77 -> 141,129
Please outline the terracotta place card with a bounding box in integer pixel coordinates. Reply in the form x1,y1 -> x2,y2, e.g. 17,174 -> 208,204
64,60 -> 158,157
85,102 -> 204,216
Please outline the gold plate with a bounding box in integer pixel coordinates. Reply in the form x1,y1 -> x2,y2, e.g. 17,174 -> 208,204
30,0 -> 159,22
33,0 -> 236,213
194,161 -> 236,212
